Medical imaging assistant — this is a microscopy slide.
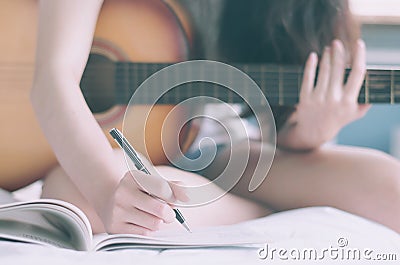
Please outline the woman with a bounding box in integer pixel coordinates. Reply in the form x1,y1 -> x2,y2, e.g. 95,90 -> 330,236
207,0 -> 400,233
30,0 -> 269,235
29,0 -> 400,235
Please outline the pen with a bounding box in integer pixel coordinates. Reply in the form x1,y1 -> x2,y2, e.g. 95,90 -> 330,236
109,128 -> 192,233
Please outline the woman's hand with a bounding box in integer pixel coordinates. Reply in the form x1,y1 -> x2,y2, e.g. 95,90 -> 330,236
98,170 -> 189,235
277,39 -> 371,151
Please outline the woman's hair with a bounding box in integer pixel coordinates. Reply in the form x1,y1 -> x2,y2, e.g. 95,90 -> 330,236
217,0 -> 360,64
216,0 -> 361,130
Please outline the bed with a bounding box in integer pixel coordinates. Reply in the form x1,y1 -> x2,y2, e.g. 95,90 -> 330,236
0,182 -> 399,265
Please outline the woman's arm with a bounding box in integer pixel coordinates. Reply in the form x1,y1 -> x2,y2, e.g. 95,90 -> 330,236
277,39 -> 370,151
31,0 -> 186,234
31,0 -> 118,214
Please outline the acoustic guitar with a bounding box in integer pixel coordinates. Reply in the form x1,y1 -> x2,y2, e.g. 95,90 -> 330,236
0,0 -> 195,191
1,0 -> 400,191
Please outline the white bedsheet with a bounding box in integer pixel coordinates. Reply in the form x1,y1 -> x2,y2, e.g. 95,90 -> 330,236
0,205 -> 399,265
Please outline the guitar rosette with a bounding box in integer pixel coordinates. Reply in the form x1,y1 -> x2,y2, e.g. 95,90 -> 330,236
123,60 -> 276,207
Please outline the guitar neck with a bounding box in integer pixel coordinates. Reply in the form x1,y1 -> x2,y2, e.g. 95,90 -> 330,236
81,61 -> 400,108
235,64 -> 400,105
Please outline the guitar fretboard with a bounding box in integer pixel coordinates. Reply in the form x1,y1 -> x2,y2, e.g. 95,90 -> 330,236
80,61 -> 400,112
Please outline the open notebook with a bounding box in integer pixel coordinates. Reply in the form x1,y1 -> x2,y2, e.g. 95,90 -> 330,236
0,195 -> 272,251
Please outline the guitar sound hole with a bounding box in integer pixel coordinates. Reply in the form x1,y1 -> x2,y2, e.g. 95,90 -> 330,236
80,53 -> 116,114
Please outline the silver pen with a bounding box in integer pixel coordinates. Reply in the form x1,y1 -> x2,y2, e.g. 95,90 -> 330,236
109,128 -> 192,233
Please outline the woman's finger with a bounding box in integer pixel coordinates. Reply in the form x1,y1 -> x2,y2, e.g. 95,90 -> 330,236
131,190 -> 176,223
345,39 -> 366,99
328,40 -> 346,100
314,46 -> 331,97
300,52 -> 318,99
126,207 -> 164,231
107,221 -> 152,236
123,224 -> 153,236
131,170 -> 176,203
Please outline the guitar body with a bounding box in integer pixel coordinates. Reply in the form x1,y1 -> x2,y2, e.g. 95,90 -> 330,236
0,0 -> 194,191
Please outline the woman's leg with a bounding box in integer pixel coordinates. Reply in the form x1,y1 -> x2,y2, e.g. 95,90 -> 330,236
205,142 -> 400,233
41,149 -> 271,234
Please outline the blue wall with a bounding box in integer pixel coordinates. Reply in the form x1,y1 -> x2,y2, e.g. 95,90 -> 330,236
337,24 -> 400,155
337,105 -> 400,154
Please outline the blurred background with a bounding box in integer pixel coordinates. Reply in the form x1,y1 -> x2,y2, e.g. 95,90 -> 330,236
338,0 -> 400,156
